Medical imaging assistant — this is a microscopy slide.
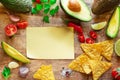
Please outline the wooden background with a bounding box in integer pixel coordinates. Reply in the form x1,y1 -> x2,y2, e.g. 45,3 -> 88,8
0,0 -> 120,80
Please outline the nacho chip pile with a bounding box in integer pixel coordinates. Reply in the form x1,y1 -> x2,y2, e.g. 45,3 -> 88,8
69,40 -> 113,80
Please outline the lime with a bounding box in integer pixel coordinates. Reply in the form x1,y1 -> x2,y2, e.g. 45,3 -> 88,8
115,39 -> 120,56
91,21 -> 107,30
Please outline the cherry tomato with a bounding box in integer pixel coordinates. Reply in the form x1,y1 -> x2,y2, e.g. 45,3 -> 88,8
36,0 -> 41,3
17,21 -> 28,29
4,24 -> 17,36
86,38 -> 94,44
78,34 -> 85,43
89,31 -> 97,39
68,22 -> 83,33
112,67 -> 120,80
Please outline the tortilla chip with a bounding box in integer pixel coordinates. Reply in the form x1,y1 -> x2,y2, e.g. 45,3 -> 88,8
68,54 -> 91,74
33,65 -> 55,80
100,40 -> 113,61
88,60 -> 112,80
80,43 -> 102,60
81,40 -> 113,61
82,62 -> 91,74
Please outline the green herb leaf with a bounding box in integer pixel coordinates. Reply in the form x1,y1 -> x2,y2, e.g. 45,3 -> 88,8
31,7 -> 38,14
50,9 -> 55,16
41,0 -> 48,3
2,66 -> 11,80
44,8 -> 50,14
54,5 -> 59,13
44,4 -> 50,9
49,0 -> 56,5
35,4 -> 43,11
49,5 -> 59,16
43,4 -> 50,14
32,0 -> 36,2
43,16 -> 49,23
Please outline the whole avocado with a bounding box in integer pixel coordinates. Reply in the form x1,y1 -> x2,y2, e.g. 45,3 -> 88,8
92,0 -> 120,15
0,0 -> 32,13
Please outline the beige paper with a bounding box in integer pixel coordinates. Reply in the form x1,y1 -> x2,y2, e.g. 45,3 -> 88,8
26,27 -> 74,59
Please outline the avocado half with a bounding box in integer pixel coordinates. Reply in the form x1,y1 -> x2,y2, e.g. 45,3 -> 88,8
106,7 -> 120,38
60,0 -> 92,21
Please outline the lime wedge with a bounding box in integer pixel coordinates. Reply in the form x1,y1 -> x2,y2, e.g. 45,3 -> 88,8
91,21 -> 107,30
1,41 -> 30,63
115,39 -> 120,56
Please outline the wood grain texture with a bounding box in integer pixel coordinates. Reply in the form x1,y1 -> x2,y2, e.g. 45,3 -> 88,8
0,1 -> 120,80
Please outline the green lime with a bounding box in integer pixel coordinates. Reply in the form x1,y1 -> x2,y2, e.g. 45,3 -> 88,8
115,39 -> 120,56
91,21 -> 107,30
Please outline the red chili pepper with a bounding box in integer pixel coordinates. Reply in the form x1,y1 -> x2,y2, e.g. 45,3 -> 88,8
86,38 -> 94,44
89,31 -> 97,40
68,22 -> 83,33
36,0 -> 41,3
112,67 -> 120,80
17,21 -> 28,29
78,34 -> 85,43
4,24 -> 17,37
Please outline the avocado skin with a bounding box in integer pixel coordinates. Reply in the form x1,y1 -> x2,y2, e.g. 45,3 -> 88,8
0,0 -> 32,13
92,0 -> 120,15
106,7 -> 120,38
60,0 -> 92,22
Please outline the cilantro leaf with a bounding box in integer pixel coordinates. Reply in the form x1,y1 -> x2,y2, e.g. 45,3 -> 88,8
43,4 -> 50,14
49,6 -> 59,16
31,7 -> 38,14
35,4 -> 43,11
50,9 -> 55,16
44,8 -> 50,14
54,5 -> 59,13
49,0 -> 56,5
43,16 -> 49,23
44,4 -> 50,9
32,0 -> 59,23
41,0 -> 48,3
32,0 -> 35,2
2,66 -> 11,80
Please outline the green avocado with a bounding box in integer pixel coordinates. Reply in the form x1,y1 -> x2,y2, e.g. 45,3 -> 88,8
1,41 -> 30,63
60,0 -> 92,21
0,0 -> 32,13
106,7 -> 120,38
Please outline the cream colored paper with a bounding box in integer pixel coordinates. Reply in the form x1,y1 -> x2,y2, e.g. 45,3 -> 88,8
26,27 -> 74,59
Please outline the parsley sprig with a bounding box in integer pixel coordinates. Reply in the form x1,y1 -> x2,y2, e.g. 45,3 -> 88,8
32,0 -> 59,23
2,66 -> 11,80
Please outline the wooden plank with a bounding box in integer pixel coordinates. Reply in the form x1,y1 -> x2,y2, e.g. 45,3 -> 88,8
0,1 -> 120,80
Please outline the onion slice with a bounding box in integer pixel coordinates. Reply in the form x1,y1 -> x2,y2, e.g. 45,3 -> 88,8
19,66 -> 29,78
6,11 -> 20,22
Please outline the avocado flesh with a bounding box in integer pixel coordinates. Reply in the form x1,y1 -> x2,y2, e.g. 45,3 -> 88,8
106,7 -> 120,38
0,0 -> 32,13
1,41 -> 30,63
60,0 -> 92,21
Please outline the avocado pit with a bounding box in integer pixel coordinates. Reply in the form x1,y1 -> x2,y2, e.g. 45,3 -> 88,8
68,0 -> 81,12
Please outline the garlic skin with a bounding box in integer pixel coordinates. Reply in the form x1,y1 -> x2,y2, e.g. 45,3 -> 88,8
8,61 -> 19,69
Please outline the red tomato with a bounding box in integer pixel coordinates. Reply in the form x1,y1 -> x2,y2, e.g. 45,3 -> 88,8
5,24 -> 17,36
36,0 -> 41,3
86,38 -> 94,44
89,31 -> 97,39
17,21 -> 28,29
68,22 -> 83,33
78,34 -> 85,43
112,67 -> 120,80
